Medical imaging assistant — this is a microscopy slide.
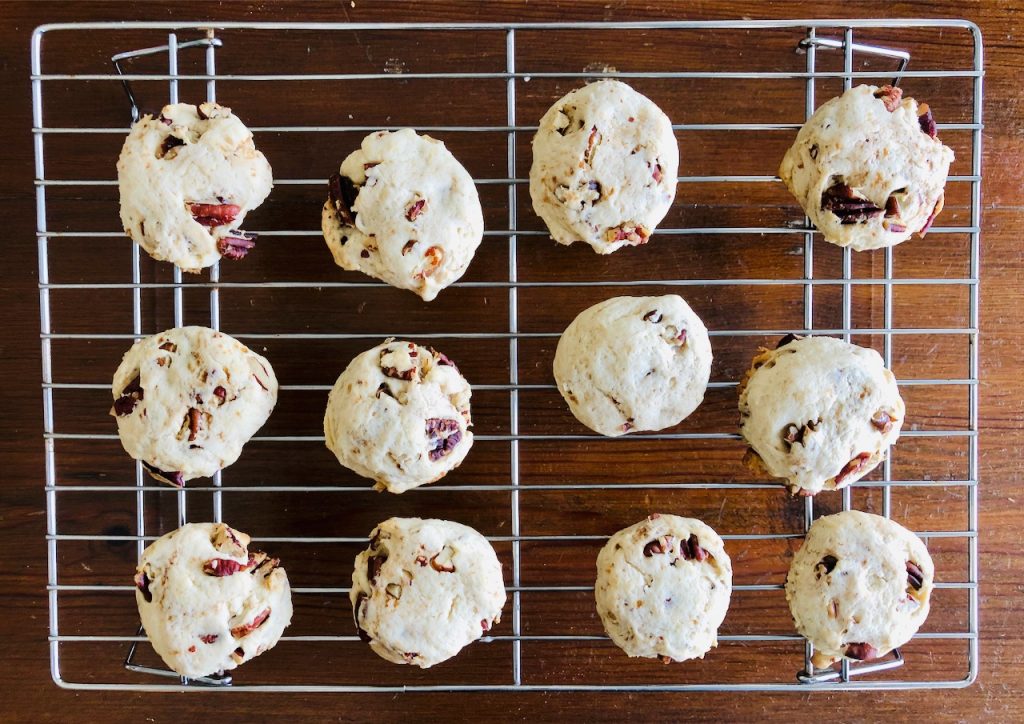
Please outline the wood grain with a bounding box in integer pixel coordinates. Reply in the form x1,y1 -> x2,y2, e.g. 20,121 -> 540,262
1,1 -> 1022,721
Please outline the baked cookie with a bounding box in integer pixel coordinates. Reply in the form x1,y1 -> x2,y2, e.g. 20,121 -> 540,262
553,295 -> 712,436
529,79 -> 678,254
595,514 -> 732,662
321,129 -> 483,301
323,340 -> 473,493
111,326 -> 278,486
738,335 -> 904,496
118,102 -> 273,271
350,518 -> 505,668
786,510 -> 934,668
134,522 -> 292,678
779,84 -> 954,251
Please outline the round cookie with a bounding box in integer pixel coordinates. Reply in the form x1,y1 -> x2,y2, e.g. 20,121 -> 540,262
738,335 -> 904,496
323,340 -> 473,493
118,102 -> 273,272
786,510 -> 934,668
111,326 -> 278,486
595,514 -> 732,662
350,518 -> 505,668
779,84 -> 954,251
321,129 -> 484,301
553,295 -> 712,436
133,522 -> 292,678
529,79 -> 679,254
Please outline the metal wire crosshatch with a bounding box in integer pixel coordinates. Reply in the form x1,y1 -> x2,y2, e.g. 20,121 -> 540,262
32,20 -> 981,692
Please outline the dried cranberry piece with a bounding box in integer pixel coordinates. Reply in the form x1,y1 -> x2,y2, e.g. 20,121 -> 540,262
845,642 -> 879,661
425,418 -> 462,462
230,608 -> 270,638
873,85 -> 903,112
414,555 -> 428,567
217,231 -> 257,261
906,561 -> 924,590
821,183 -> 883,224
200,634 -> 218,644
918,105 -> 937,138
406,199 -> 426,221
429,348 -> 459,372
189,203 -> 240,228
213,386 -> 227,403
141,462 -> 184,487
113,376 -> 144,416
834,452 -> 872,488
606,224 -> 649,245
481,619 -> 490,631
328,173 -> 359,226
652,163 -> 663,183
134,571 -> 152,602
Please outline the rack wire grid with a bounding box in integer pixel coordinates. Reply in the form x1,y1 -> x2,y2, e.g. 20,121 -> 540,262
33,19 -> 982,692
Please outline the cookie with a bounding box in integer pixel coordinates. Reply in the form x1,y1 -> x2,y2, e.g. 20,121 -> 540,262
111,326 -> 278,486
738,335 -> 904,496
118,102 -> 273,271
786,510 -> 934,668
133,522 -> 292,678
350,518 -> 505,668
323,340 -> 473,493
595,514 -> 732,662
321,129 -> 484,301
529,79 -> 678,254
779,84 -> 954,251
553,295 -> 712,436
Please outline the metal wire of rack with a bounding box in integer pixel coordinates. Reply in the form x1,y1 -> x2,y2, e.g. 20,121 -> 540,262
32,19 -> 982,692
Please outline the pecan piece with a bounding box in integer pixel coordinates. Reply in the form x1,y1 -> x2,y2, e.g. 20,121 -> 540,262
821,183 -> 884,224
429,551 -> 456,573
417,246 -> 444,279
884,194 -> 900,218
918,103 -> 937,139
189,203 -> 240,228
917,194 -> 944,236
845,642 -> 879,661
481,619 -> 491,631
643,310 -> 662,323
113,376 -> 144,416
429,348 -> 459,371
782,419 -> 819,449
776,333 -> 804,349
133,571 -> 152,602
834,452 -> 872,488
642,536 -> 673,557
403,652 -> 420,663
186,407 -> 201,441
213,385 -> 227,403
402,239 -> 417,256
203,556 -> 255,577
605,223 -> 649,246
584,126 -> 601,165
406,198 -> 426,221
230,608 -> 270,638
385,583 -> 402,600
353,593 -> 372,642
681,534 -> 708,562
816,555 -> 838,576
200,634 -> 218,644
217,231 -> 257,261
906,561 -> 924,590
426,418 -> 462,462
368,553 -> 387,583
141,462 -> 184,488
328,172 -> 359,226
809,143 -> 819,160
158,134 -> 185,158
873,85 -> 903,112
871,410 -> 895,434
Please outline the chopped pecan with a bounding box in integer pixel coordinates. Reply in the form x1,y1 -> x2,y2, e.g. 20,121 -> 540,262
845,642 -> 879,661
217,231 -> 257,260
429,550 -> 456,573
187,407 -> 201,441
906,561 -> 924,590
642,536 -> 673,557
385,583 -> 402,600
643,310 -> 662,323
828,599 -> 839,619
481,619 -> 491,631
230,608 -> 270,638
113,376 -> 144,416
776,333 -> 804,349
676,329 -> 687,346
782,419 -> 819,449
203,556 -> 255,577
415,555 -> 428,567
871,410 -> 895,434
918,103 -> 937,139
426,418 -> 462,462
200,634 -> 218,644
368,553 -> 387,583
158,134 -> 185,158
375,382 -> 395,400
873,85 -> 903,112
821,183 -> 883,224
141,462 -> 184,488
353,592 -> 371,642
189,203 -> 240,228
403,652 -> 420,663
133,570 -> 152,602
328,173 -> 359,226
917,194 -> 944,236
834,452 -> 872,487
402,239 -> 417,256
234,647 -> 245,658
213,385 -> 227,403
417,246 -> 444,279
884,194 -> 900,218
429,348 -> 458,371
809,143 -> 819,160
253,374 -> 269,391
681,534 -> 708,562
605,223 -> 649,246
380,347 -> 417,381
816,555 -> 838,576
584,126 -> 601,165
406,198 -> 426,221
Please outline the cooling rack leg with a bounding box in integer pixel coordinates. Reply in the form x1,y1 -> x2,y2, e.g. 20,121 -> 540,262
205,28 -> 224,525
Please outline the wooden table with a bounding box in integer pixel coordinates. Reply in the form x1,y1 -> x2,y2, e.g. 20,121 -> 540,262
2,1 -> 1020,720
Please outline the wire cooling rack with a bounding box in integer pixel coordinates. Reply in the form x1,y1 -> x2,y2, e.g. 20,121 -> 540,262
33,20 -> 981,692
